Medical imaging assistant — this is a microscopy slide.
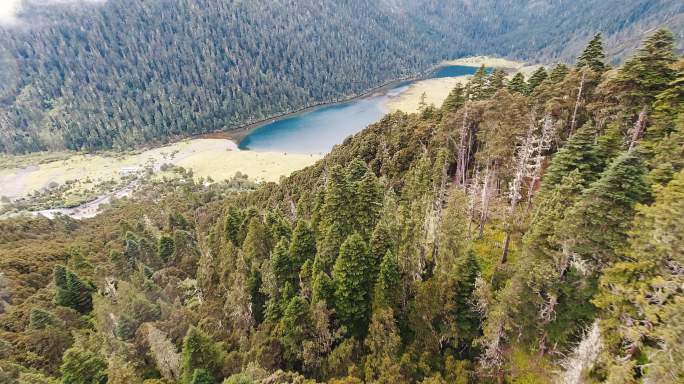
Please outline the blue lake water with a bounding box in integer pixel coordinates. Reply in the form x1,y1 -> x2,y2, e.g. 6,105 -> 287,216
239,65 -> 481,154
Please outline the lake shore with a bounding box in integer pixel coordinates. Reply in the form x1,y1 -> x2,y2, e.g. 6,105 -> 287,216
386,56 -> 530,113
0,138 -> 321,205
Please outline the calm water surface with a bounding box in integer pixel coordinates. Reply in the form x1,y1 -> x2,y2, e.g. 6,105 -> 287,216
239,65 -> 480,154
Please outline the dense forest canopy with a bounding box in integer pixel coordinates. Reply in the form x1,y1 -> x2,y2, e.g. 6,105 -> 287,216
0,29 -> 682,383
0,0 -> 682,153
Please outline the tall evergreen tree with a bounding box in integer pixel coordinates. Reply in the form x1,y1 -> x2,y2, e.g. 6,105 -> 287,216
540,122 -> 602,189
60,347 -> 107,384
53,266 -> 94,313
289,220 -> 317,271
576,33 -> 607,73
466,65 -> 489,101
373,250 -> 402,312
442,84 -> 465,112
595,170 -> 684,383
355,169 -> 383,238
613,29 -> 676,108
548,63 -> 570,83
333,233 -> 373,337
526,66 -> 548,94
279,295 -> 312,367
507,73 -> 526,95
562,150 -> 649,267
181,326 -> 224,384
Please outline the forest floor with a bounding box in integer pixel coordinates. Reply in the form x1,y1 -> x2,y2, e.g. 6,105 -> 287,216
386,56 -> 541,113
0,138 -> 320,210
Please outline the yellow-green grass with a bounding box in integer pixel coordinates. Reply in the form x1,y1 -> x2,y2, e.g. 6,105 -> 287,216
386,76 -> 471,113
0,138 -> 321,202
386,56 -> 531,114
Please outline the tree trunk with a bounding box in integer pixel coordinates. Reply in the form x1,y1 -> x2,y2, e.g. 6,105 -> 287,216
570,71 -> 586,134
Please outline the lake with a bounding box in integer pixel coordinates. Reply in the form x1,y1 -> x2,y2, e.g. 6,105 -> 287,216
238,65 -> 481,154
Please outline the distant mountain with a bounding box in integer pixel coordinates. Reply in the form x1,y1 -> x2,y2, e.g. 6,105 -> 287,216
0,0 -> 681,153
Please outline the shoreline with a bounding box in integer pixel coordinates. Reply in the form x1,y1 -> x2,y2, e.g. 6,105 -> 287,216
205,57 -> 503,145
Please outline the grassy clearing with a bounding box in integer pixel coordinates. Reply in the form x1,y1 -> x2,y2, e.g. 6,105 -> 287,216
0,139 -> 320,205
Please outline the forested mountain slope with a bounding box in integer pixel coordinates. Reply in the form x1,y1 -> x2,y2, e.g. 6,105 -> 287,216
1,0 -> 682,153
0,30 -> 682,383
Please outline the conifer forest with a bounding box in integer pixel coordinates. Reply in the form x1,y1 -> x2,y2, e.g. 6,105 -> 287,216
0,1 -> 683,384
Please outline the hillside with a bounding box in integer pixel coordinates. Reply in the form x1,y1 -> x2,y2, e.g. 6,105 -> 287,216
0,30 -> 682,383
0,0 -> 682,153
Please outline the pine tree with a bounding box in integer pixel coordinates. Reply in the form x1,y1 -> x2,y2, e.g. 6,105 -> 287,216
576,33 -> 607,73
436,189 -> 470,276
279,295 -> 311,366
369,223 -> 394,279
448,250 -> 481,352
562,150 -> 649,267
333,233 -> 373,336
539,122 -> 602,189
466,65 -> 489,100
442,84 -> 465,112
614,29 -> 676,108
355,169 -> 383,238
242,216 -> 269,265
157,235 -> 175,262
29,308 -> 57,329
507,73 -> 526,95
320,165 -> 353,238
373,250 -> 402,312
527,66 -> 548,94
271,237 -> 294,286
189,369 -> 216,384
60,347 -> 107,384
548,63 -> 570,83
53,266 -> 94,313
311,271 -> 335,305
289,220 -> 316,269
595,170 -> 684,383
485,68 -> 506,97
181,326 -> 224,384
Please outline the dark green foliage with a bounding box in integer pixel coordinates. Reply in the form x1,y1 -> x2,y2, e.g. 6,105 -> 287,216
248,270 -> 267,324
60,348 -> 107,384
526,66 -> 548,94
224,207 -> 244,246
548,63 -> 570,83
507,73 -> 527,94
190,369 -> 216,384
576,33 -> 607,73
613,29 -> 676,107
181,326 -> 225,384
373,251 -> 402,312
332,233 -> 374,337
485,69 -> 507,96
354,169 -> 383,238
289,220 -> 317,269
312,271 -> 335,305
29,308 -> 58,329
449,250 -> 481,351
563,150 -> 649,266
53,266 -> 94,313
242,217 -> 269,265
279,295 -> 311,366
466,66 -> 489,100
157,235 -> 175,262
442,84 -> 465,112
540,122 -> 602,189
271,237 -> 294,287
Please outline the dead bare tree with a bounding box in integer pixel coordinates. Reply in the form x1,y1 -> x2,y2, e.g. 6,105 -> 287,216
629,105 -> 648,151
569,70 -> 586,135
526,113 -> 554,206
501,114 -> 536,263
